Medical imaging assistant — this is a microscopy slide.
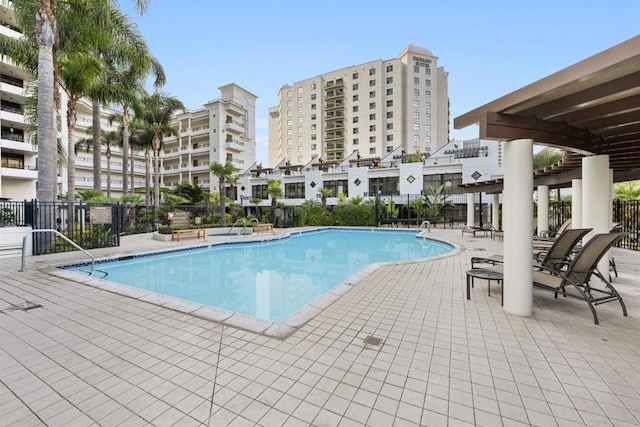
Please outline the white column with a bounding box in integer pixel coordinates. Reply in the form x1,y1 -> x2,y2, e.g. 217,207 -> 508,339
466,193 -> 475,227
503,139 -> 534,316
571,179 -> 582,229
537,185 -> 549,236
492,194 -> 500,230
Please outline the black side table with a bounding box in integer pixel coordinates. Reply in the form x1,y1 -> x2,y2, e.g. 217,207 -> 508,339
466,268 -> 504,305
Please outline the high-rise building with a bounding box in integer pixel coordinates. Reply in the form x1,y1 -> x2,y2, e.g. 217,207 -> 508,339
161,84 -> 257,194
268,44 -> 449,167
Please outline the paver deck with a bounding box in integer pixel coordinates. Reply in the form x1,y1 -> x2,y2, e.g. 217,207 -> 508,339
1,228 -> 639,426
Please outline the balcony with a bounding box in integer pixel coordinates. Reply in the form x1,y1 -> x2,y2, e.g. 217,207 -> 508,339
325,111 -> 344,119
325,78 -> 344,89
325,89 -> 344,100
192,143 -> 210,153
225,139 -> 245,152
325,132 -> 344,141
325,100 -> 344,110
325,121 -> 344,130
1,165 -> 37,180
225,100 -> 245,116
224,120 -> 245,134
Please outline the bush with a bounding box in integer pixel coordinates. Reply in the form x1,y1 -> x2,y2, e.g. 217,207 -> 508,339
158,225 -> 172,234
294,201 -> 334,226
333,204 -> 376,226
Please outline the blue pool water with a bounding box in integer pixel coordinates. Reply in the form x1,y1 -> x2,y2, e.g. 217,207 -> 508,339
68,229 -> 453,322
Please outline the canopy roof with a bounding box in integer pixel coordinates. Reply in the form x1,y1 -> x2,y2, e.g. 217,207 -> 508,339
454,36 -> 640,193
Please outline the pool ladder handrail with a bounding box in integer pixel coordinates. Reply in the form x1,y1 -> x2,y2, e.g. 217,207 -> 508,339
227,218 -> 259,235
20,229 -> 95,272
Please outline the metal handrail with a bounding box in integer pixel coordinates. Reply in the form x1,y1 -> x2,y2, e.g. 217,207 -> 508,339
21,229 -> 95,272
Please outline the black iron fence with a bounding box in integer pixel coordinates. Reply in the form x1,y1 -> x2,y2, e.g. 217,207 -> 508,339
374,193 -> 472,228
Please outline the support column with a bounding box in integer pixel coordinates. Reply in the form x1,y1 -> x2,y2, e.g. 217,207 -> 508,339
491,194 -> 500,230
466,193 -> 475,227
537,185 -> 549,236
503,139 -> 534,316
572,179 -> 582,229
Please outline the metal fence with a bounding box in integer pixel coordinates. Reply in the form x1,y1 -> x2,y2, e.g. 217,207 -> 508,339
374,193 -> 472,228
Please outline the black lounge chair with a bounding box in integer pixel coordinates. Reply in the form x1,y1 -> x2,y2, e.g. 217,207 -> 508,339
532,232 -> 627,325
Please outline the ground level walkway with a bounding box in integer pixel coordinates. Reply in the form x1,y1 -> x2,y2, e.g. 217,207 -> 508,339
1,228 -> 639,426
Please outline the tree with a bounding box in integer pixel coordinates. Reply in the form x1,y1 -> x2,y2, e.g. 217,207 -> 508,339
250,198 -> 263,219
317,187 -> 333,207
141,91 -> 185,210
613,181 -> 640,201
174,182 -> 206,204
424,184 -> 453,219
209,162 -> 236,226
267,179 -> 283,225
533,147 -> 564,171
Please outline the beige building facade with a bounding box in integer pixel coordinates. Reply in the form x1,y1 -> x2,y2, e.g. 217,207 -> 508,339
268,45 -> 449,167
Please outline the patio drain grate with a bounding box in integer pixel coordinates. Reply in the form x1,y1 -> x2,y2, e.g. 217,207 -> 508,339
0,301 -> 43,314
363,335 -> 384,350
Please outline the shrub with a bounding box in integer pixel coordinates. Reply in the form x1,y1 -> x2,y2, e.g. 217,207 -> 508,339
333,204 -> 376,226
294,201 -> 334,226
158,225 -> 172,234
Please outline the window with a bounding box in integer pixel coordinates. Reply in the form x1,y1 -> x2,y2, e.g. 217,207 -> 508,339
413,123 -> 420,130
287,119 -> 292,126
298,136 -> 303,142
386,88 -> 393,96
386,64 -> 393,72
369,91 -> 375,98
413,135 -> 420,142
287,91 -> 292,97
353,106 -> 359,112
353,128 -> 359,134
252,184 -> 269,199
353,83 -> 359,90
297,87 -> 303,94
353,138 -> 359,145
297,107 -> 303,114
425,113 -> 431,120
369,147 -> 376,154
287,138 -> 292,145
413,88 -> 420,96
369,113 -> 376,120
369,136 -> 376,143
369,125 -> 376,131
386,123 -> 393,130
298,126 -> 303,132
369,79 -> 376,87
287,148 -> 292,155
297,97 -> 302,103
414,146 -> 420,152
369,68 -> 376,75
413,77 -> 420,85
353,117 -> 359,123
386,99 -> 393,107
298,116 -> 303,123
311,144 -> 317,150
285,182 -> 305,198
311,104 -> 317,110
386,77 -> 393,84
323,180 -> 348,197
311,83 -> 317,90
413,100 -> 420,108
369,176 -> 399,195
425,68 -> 431,75
425,79 -> 431,87
353,94 -> 359,101
423,173 -> 462,194
352,72 -> 358,79
311,114 -> 316,120
298,146 -> 303,152
386,134 -> 393,141
425,102 -> 431,109
413,65 -> 419,73
386,146 -> 393,153
287,110 -> 292,116
369,102 -> 376,109
287,129 -> 292,135
311,124 -> 316,130
413,111 -> 419,119
425,124 -> 431,132
425,136 -> 431,143
386,111 -> 393,118
311,134 -> 317,140
425,90 -> 431,98
311,93 -> 316,100
287,100 -> 292,107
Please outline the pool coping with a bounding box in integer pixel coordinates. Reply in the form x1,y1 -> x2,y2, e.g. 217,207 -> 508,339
46,227 -> 462,339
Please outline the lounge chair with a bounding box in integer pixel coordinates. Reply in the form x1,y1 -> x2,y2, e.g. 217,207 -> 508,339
535,218 -> 572,240
531,232 -> 627,325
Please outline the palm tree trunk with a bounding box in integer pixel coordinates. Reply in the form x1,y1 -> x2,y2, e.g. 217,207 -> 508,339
153,137 -> 160,209
130,146 -> 135,194
67,100 -> 77,202
220,178 -> 226,226
92,100 -> 102,191
144,149 -> 151,206
122,108 -> 130,194
106,149 -> 112,199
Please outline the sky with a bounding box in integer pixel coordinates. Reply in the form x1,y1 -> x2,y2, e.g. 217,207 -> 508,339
119,0 -> 639,164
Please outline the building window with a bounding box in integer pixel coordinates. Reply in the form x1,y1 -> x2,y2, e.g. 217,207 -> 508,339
311,104 -> 317,110
369,102 -> 376,109
386,111 -> 393,118
353,106 -> 359,112
287,110 -> 292,116
413,77 -> 419,85
413,111 -> 419,119
425,113 -> 431,120
369,68 -> 376,75
386,134 -> 393,141
311,134 -> 317,140
369,79 -> 375,87
353,117 -> 359,123
369,113 -> 376,120
369,147 -> 376,154
413,100 -> 420,108
369,136 -> 376,143
369,91 -> 375,98
287,119 -> 292,126
297,97 -> 302,103
311,144 -> 317,150
386,99 -> 393,107
413,88 -> 420,96
413,65 -> 419,73
425,79 -> 431,87
425,90 -> 431,98
287,100 -> 292,107
386,88 -> 393,96
353,72 -> 358,79
287,148 -> 292,155
311,83 -> 316,89
298,116 -> 303,123
297,87 -> 303,94
297,107 -> 303,114
425,124 -> 431,132
423,173 -> 462,194
353,83 -> 359,90
287,91 -> 292,97
311,114 -> 316,120
369,176 -> 400,195
298,126 -> 303,132
353,94 -> 359,101
353,138 -> 359,145
298,136 -> 303,142
413,135 -> 420,142
287,129 -> 292,135
386,123 -> 393,130
413,123 -> 420,131
386,77 -> 393,84
414,146 -> 420,152
353,128 -> 359,134
386,64 -> 393,72
252,184 -> 269,199
311,93 -> 316,100
285,182 -> 305,198
425,102 -> 431,109
298,146 -> 303,152
287,138 -> 292,145
386,146 -> 393,153
311,124 -> 316,130
425,68 -> 431,75
424,136 -> 431,143
369,125 -> 376,131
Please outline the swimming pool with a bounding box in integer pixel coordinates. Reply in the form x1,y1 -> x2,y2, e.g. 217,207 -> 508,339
62,228 -> 454,334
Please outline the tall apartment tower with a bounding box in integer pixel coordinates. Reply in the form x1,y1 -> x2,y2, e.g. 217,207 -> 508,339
0,3 -> 37,199
162,84 -> 257,194
268,44 -> 449,167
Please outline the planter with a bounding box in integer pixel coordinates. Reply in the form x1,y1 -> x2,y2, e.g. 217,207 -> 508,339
152,232 -> 173,242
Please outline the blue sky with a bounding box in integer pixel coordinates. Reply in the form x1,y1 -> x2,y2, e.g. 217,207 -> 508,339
120,0 -> 639,164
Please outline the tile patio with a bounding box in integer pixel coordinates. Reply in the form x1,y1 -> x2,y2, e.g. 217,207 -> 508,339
1,228 -> 639,426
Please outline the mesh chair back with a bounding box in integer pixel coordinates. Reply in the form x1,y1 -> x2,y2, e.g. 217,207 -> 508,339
566,233 -> 624,284
541,228 -> 591,269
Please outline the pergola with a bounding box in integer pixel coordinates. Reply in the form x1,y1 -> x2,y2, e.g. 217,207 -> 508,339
453,35 -> 640,318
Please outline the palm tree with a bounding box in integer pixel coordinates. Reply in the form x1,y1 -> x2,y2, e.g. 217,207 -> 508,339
129,118 -> 154,205
267,179 -> 283,225
317,187 -> 333,207
141,91 -> 185,210
613,181 -> 640,201
533,147 -> 564,171
209,162 -> 236,226
250,198 -> 263,220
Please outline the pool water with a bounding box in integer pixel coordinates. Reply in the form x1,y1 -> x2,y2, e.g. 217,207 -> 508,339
68,228 -> 453,322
